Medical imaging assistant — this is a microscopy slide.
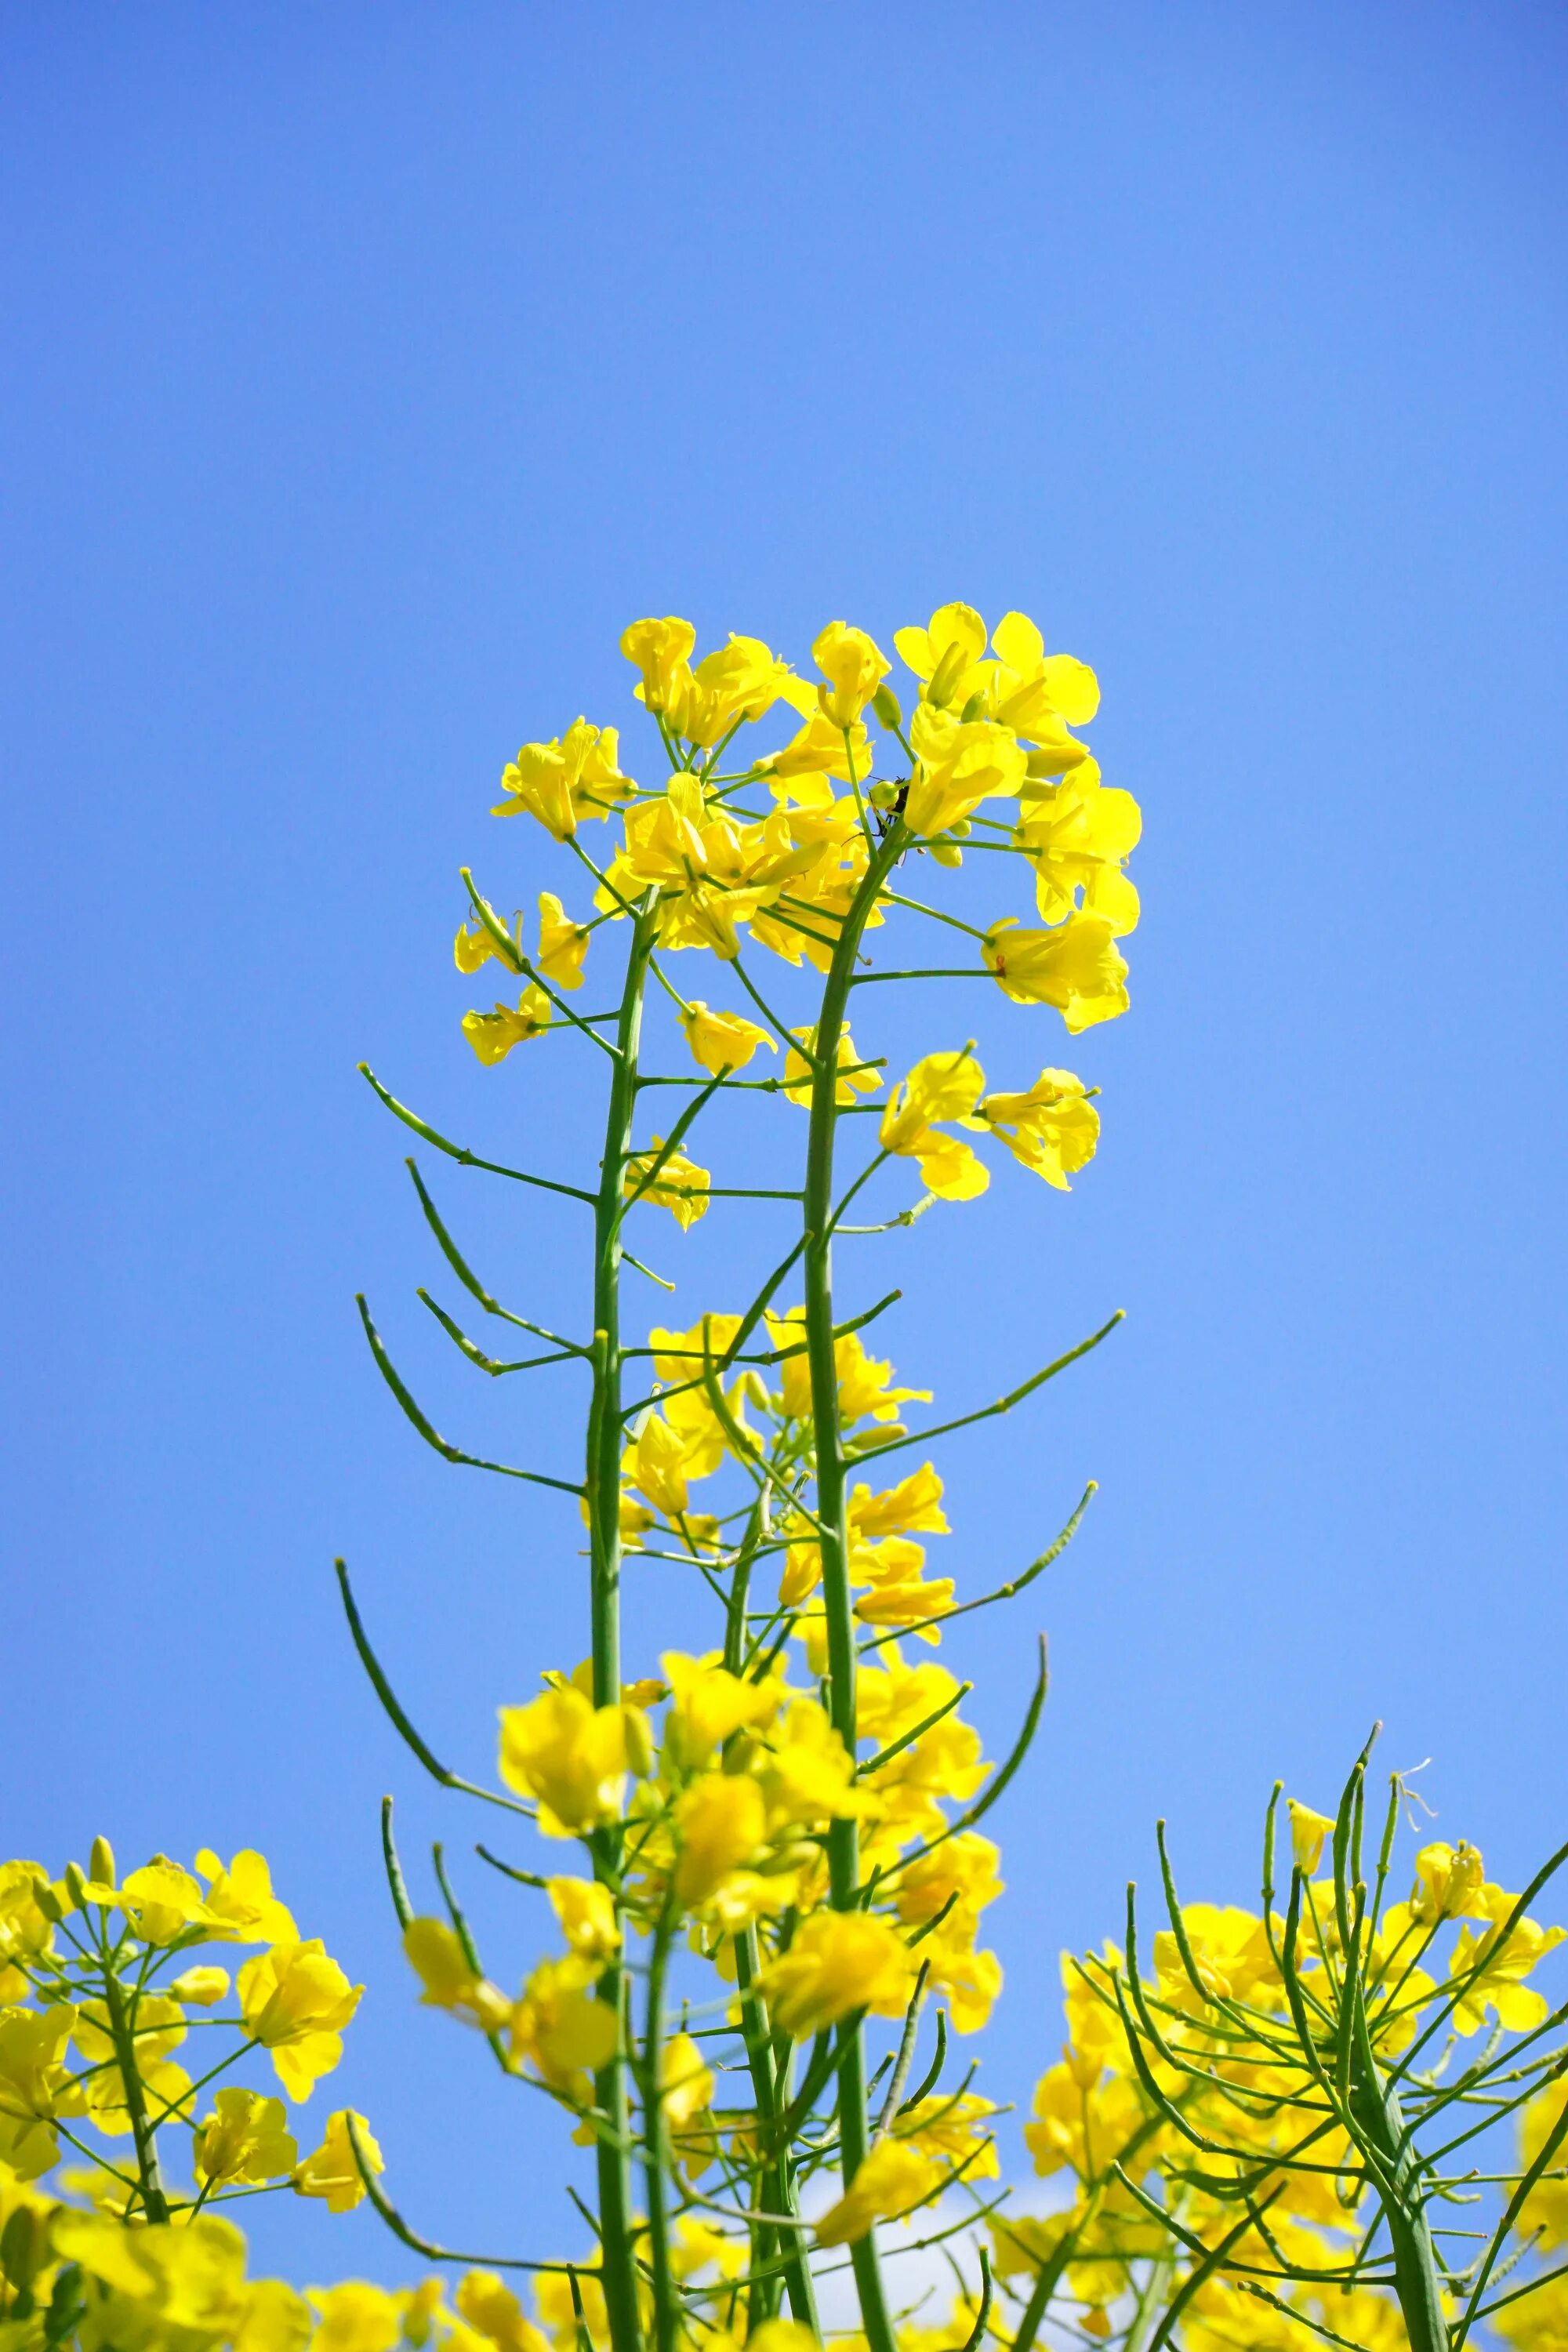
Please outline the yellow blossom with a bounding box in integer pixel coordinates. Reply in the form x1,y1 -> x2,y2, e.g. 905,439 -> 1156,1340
455,2271 -> 551,2352
1015,759 -> 1140,933
499,1685 -> 637,1837
904,707 -> 1027,838
678,1001 -> 775,1076
967,1068 -> 1099,1190
812,621 -> 891,728
850,1464 -> 949,1541
0,2002 -> 82,2178
536,892 -> 590,991
307,2282 -> 405,2352
621,616 -> 698,713
1450,1893 -> 1566,2034
509,1957 -> 617,2098
894,603 -> 990,710
492,719 -> 633,839
546,1878 -> 621,1965
757,1909 -> 917,2036
194,2086 -> 298,2186
760,708 -> 873,789
661,2031 -> 714,2129
622,1138 -> 710,1229
115,1857 -> 220,1944
463,985 -> 552,1065
814,2136 -> 942,2245
1287,1802 -> 1335,1875
662,1652 -> 782,1766
170,1963 -> 231,2005
673,1776 -> 768,1908
879,1051 -> 989,1202
454,909 -> 517,975
237,1940 -> 362,2102
895,2090 -> 1001,2180
292,2108 -> 382,2213
983,914 -> 1130,1030
402,1917 -> 512,2031
0,1865 -> 56,2002
1410,1841 -> 1488,1922
782,1023 -> 880,1106
194,1849 -> 298,1944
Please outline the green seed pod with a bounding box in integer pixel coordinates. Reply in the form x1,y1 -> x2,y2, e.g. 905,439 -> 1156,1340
870,682 -> 903,730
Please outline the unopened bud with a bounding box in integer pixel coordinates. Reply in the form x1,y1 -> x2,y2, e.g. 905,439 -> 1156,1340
622,1706 -> 656,1780
868,780 -> 900,810
928,842 -> 964,869
1025,747 -> 1067,779
89,1836 -> 116,1889
870,683 -> 903,731
1,2205 -> 50,2293
959,691 -> 989,723
31,1878 -> 64,1925
724,1734 -> 760,1777
926,642 -> 970,710
63,1862 -> 89,1910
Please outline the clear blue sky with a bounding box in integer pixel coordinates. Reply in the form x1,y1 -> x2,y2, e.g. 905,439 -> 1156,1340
4,0 -> 1565,2286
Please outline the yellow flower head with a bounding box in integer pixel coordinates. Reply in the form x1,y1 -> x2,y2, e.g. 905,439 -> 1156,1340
492,719 -> 633,839
782,1023 -> 880,1107
967,1067 -> 1099,1191
401,1917 -> 512,2031
757,1907 -> 917,2036
455,2273 -> 550,2352
0,2002 -> 82,2180
620,616 -> 698,713
546,1877 -> 621,1965
536,892 -> 590,992
672,1775 -> 768,1909
879,1051 -> 990,1203
307,2282 -> 405,2352
193,1849 -> 298,1944
237,1940 -> 361,2102
894,604 -> 989,710
677,1001 -> 775,1076
904,707 -> 1028,839
812,622 -> 891,728
760,708 -> 873,789
622,1138 -> 710,1229
1411,1841 -> 1488,1922
1016,759 -> 1140,934
983,915 -> 1130,1032
813,2136 -> 942,2246
662,1652 -> 782,1768
463,985 -> 552,1065
498,1685 -> 634,1838
1287,1801 -> 1336,1876
509,1955 -> 618,2098
292,2107 -> 383,2213
169,1964 -> 230,2006
193,2086 -> 297,2187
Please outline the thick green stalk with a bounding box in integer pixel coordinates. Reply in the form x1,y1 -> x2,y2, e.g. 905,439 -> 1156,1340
100,1970 -> 169,2225
642,1911 -> 677,2352
800,823 -> 906,2352
734,1929 -> 820,2335
586,909 -> 656,2352
1348,2014 -> 1449,2352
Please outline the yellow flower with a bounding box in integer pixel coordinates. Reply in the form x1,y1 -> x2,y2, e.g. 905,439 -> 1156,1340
894,604 -> 990,710
509,1956 -> 618,2097
292,2107 -> 382,2213
760,709 -> 873,789
1450,1894 -> 1566,2034
0,1864 -> 56,2002
757,1909 -> 917,2036
116,1857 -> 220,1945
894,1835 -> 1004,1934
967,1068 -> 1099,1191
307,2282 -> 405,2352
463,985 -> 552,1065
1287,1802 -> 1335,1875
983,915 -> 1130,1031
851,1465 -> 949,1541
812,622 -> 891,728
622,1138 -> 710,1229
193,2087 -> 296,2186
545,1878 -> 620,1966
237,1940 -> 362,2102
904,708 -> 1027,838
536,892 -> 590,991
1016,759 -> 1140,934
663,635 -> 807,747
895,2089 -> 1001,2180
621,616 -> 698,713
498,1686 -> 634,1837
678,1001 -> 775,1076
402,1918 -> 512,2031
813,2136 -> 942,2245
455,2271 -> 551,2352
170,1964 -> 230,2005
669,2216 -> 746,2282
753,1701 -> 868,1834
492,718 -> 633,839
454,910 -> 517,975
879,1051 -> 989,1202
194,1849 -> 298,1944
662,1652 -> 782,1766
661,2031 -> 714,2129
782,1023 -> 880,1106
1410,1841 -> 1487,1922
0,2002 -> 82,2179
673,1775 -> 767,1907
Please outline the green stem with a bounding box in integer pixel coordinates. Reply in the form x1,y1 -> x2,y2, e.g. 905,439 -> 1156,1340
586,906 -> 656,2352
642,1909 -> 677,2352
734,1929 -> 819,2336
800,819 -> 906,2352
100,1968 -> 169,2224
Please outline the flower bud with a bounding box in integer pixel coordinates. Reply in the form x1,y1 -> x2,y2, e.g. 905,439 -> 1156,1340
870,683 -> 903,730
723,1734 -> 760,1777
959,691 -> 989,723
926,641 -> 970,710
928,842 -> 964,868
63,1862 -> 88,1910
1,2205 -> 50,2293
869,780 -> 901,810
89,1836 -> 116,1888
31,1876 -> 64,1926
622,1704 -> 656,1780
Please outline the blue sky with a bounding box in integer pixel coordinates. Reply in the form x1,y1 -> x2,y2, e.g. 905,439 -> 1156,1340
4,0 -> 1566,2286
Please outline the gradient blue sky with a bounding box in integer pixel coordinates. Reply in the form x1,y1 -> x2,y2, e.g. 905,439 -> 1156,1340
4,0 -> 1566,2285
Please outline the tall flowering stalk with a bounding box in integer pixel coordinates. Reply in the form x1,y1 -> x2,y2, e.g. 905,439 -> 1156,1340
6,602 -> 1565,2352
